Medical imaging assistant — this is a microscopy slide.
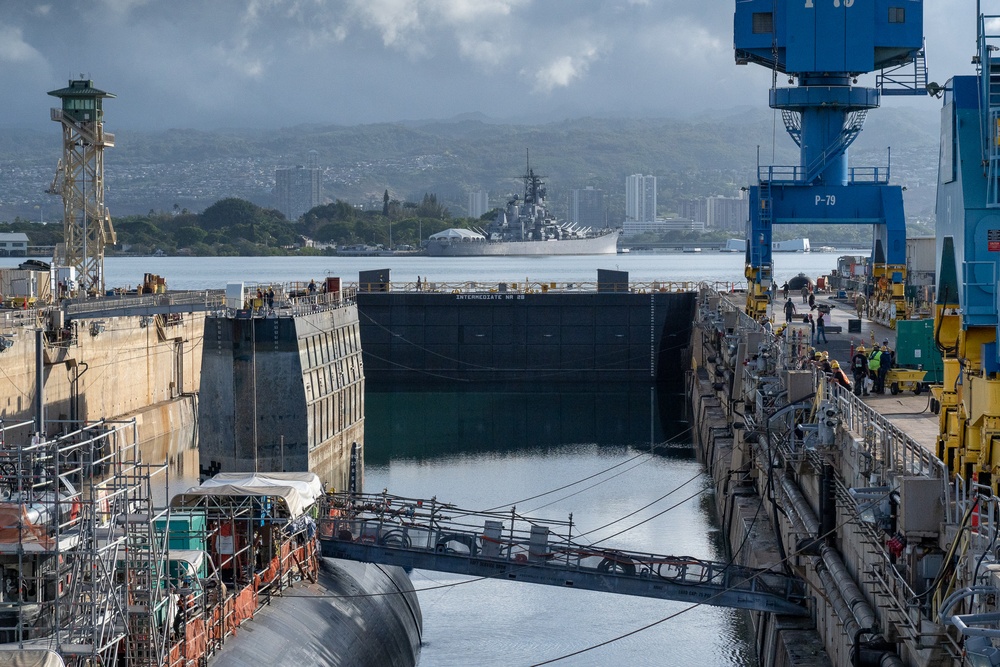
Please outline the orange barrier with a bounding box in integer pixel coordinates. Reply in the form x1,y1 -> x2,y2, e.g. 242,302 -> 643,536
184,617 -> 207,662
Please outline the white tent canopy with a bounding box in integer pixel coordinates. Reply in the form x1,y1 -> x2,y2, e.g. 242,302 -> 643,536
0,650 -> 66,667
200,472 -> 323,506
171,485 -> 308,518
428,228 -> 484,241
171,472 -> 324,519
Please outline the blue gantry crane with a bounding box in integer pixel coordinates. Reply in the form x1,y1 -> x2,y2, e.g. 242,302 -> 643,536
734,0 -> 926,322
933,4 -> 1000,489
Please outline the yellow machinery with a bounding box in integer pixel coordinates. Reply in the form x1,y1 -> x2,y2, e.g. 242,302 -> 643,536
932,14 -> 1000,492
744,263 -> 770,320
869,262 -> 909,328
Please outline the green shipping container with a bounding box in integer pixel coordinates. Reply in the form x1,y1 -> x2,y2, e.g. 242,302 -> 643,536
154,509 -> 208,551
894,319 -> 943,384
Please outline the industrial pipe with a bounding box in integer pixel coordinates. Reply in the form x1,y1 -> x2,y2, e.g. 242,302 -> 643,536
34,328 -> 44,435
938,587 -> 997,624
950,612 -> 1000,638
780,473 -> 878,631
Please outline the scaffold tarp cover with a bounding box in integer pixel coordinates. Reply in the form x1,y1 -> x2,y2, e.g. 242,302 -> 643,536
171,485 -> 310,518
0,504 -> 53,548
0,649 -> 66,667
201,472 -> 323,506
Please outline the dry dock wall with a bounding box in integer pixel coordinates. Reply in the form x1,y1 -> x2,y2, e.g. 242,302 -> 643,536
0,311 -> 205,429
198,307 -> 365,492
689,362 -> 831,667
688,298 -> 957,667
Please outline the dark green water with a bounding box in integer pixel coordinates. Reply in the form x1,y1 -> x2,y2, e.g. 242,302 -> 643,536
364,381 -> 757,667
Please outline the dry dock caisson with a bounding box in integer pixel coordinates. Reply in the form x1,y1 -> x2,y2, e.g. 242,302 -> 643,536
689,287 -> 998,667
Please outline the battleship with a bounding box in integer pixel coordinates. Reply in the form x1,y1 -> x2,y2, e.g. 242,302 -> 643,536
425,164 -> 620,256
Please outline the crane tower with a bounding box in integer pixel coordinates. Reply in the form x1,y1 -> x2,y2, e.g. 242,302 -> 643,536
733,1 -> 926,322
48,79 -> 117,296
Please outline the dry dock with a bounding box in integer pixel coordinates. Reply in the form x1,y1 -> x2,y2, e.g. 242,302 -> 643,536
689,287 -> 976,667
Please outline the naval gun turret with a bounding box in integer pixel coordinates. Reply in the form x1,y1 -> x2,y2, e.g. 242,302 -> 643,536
734,1 -> 927,321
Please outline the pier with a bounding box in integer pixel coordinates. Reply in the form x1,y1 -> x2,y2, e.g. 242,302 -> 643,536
687,286 -> 985,666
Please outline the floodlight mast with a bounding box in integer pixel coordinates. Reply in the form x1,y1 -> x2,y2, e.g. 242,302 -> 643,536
48,79 -> 117,297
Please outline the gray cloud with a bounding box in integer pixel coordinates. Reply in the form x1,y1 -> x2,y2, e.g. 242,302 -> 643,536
0,0 -> 975,130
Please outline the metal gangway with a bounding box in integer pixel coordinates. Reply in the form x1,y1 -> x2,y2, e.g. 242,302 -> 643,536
317,493 -> 809,616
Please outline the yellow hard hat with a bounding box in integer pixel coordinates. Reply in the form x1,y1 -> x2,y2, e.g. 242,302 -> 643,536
857,344 -> 866,352
813,352 -> 822,360
831,360 -> 840,369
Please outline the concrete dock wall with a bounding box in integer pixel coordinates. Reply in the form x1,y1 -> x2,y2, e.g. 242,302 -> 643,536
688,290 -> 960,667
689,364 -> 832,667
199,306 -> 365,491
0,311 -> 205,429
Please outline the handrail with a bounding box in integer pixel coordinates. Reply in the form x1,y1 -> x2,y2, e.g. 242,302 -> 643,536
317,492 -> 807,612
353,280 -> 712,295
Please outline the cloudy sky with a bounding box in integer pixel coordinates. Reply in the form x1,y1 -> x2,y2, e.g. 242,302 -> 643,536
0,0 -> 973,130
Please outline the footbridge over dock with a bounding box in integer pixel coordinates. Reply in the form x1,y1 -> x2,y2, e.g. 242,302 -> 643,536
318,493 -> 809,616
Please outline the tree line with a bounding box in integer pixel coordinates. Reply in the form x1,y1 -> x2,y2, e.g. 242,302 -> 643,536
5,194 -> 478,256
3,195 -> 933,256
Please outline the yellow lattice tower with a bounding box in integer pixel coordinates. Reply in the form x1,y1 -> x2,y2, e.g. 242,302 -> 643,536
47,79 -> 117,296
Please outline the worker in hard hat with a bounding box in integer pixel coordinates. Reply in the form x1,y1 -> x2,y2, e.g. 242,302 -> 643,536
851,345 -> 869,396
829,360 -> 852,391
877,343 -> 893,396
820,352 -> 832,373
868,345 -> 885,394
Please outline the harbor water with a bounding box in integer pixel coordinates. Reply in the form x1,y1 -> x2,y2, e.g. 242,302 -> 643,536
365,380 -> 755,666
3,251 -> 853,292
15,253 -> 847,666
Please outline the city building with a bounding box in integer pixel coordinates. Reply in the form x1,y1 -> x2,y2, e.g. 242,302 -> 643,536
468,191 -> 489,219
569,187 -> 606,228
625,174 -> 657,222
0,233 -> 28,256
275,151 -> 322,221
678,194 -> 749,232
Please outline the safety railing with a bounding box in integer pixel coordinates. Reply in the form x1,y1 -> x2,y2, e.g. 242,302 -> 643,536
756,165 -> 890,185
64,289 -> 226,316
353,280 -> 707,295
286,286 -> 357,316
830,382 -> 947,479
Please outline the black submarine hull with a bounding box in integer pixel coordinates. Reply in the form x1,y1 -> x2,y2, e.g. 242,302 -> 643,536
208,558 -> 422,666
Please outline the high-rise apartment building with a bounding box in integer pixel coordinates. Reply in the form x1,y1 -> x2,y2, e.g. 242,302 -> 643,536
706,195 -> 749,232
468,191 -> 489,219
678,194 -> 749,232
625,174 -> 657,222
569,187 -> 605,227
275,152 -> 322,221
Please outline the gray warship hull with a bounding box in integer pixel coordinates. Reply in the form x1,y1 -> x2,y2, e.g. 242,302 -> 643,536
426,229 -> 620,256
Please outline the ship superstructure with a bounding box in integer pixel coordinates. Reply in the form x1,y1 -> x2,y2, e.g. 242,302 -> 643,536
426,160 -> 619,256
